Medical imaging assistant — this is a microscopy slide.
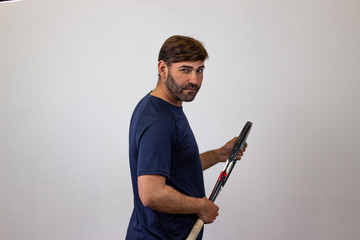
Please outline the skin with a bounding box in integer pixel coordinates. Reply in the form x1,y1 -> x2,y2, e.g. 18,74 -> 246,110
151,60 -> 205,107
138,60 -> 247,224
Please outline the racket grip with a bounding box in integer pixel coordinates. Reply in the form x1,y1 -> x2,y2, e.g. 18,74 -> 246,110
186,218 -> 204,240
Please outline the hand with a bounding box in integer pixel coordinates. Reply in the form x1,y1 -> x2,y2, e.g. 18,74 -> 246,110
197,197 -> 219,224
219,137 -> 247,162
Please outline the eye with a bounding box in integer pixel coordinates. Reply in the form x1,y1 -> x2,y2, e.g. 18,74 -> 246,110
180,69 -> 191,73
197,68 -> 204,73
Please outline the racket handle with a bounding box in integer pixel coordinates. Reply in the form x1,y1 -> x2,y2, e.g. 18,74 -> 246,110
186,218 -> 204,240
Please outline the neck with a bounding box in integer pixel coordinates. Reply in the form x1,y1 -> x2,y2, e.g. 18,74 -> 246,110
150,85 -> 182,107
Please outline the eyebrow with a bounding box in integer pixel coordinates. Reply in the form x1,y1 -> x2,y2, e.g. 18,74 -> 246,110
178,65 -> 205,69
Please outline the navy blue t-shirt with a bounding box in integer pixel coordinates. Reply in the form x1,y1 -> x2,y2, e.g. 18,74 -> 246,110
126,93 -> 205,240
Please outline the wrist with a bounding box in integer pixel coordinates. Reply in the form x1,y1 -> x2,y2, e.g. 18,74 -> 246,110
195,197 -> 206,216
217,146 -> 227,162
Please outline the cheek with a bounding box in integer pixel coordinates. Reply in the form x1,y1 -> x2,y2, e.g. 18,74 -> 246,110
176,76 -> 189,85
198,76 -> 203,86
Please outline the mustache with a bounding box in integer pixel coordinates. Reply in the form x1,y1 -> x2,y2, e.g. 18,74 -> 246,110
183,83 -> 200,91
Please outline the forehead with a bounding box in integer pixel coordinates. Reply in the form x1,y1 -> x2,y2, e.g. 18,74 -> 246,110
170,61 -> 205,69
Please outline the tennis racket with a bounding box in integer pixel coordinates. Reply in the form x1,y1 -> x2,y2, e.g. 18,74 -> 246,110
186,121 -> 253,240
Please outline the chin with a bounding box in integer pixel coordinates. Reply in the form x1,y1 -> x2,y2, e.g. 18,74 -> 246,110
183,96 -> 196,102
179,91 -> 198,102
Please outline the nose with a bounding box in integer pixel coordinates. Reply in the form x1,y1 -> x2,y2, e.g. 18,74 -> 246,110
188,72 -> 201,86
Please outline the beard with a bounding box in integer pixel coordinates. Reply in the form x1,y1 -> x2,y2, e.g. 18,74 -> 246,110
165,72 -> 200,102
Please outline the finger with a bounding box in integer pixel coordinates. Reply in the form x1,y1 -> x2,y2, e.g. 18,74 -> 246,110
240,143 -> 247,152
230,137 -> 237,147
236,150 -> 245,160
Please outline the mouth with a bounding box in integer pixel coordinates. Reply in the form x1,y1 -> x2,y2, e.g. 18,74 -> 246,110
184,88 -> 197,93
183,85 -> 199,91
182,84 -> 200,96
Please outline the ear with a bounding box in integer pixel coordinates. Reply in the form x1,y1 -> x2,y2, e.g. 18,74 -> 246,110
157,60 -> 168,81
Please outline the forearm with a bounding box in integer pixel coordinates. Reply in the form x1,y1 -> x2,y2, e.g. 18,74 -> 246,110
138,175 -> 219,223
200,149 -> 223,170
138,175 -> 201,215
145,185 -> 201,214
200,137 -> 241,170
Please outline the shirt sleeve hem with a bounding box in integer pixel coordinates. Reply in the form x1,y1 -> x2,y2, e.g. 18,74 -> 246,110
137,170 -> 170,179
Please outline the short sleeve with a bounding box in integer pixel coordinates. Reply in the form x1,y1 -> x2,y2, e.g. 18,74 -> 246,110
137,118 -> 174,178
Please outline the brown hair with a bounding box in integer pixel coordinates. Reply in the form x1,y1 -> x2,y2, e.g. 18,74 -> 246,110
158,35 -> 209,65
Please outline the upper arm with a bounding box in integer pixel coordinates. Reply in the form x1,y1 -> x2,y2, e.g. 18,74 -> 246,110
137,118 -> 174,178
138,175 -> 167,207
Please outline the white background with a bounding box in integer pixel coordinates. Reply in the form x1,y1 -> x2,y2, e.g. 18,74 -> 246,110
1,0 -> 359,239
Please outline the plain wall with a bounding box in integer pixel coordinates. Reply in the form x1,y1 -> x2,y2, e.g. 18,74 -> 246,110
1,0 -> 359,239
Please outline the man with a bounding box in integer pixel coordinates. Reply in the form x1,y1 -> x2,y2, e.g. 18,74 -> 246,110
126,35 -> 246,239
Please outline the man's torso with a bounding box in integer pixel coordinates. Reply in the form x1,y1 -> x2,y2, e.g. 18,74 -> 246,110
126,93 -> 205,239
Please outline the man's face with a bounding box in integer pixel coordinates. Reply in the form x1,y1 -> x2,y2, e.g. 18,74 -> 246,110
165,61 -> 205,102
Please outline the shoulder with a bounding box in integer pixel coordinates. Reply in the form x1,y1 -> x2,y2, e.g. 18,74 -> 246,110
135,94 -> 180,123
131,94 -> 180,135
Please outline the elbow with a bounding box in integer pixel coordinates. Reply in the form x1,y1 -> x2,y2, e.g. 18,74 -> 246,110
138,175 -> 166,209
139,189 -> 158,208
138,181 -> 160,208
